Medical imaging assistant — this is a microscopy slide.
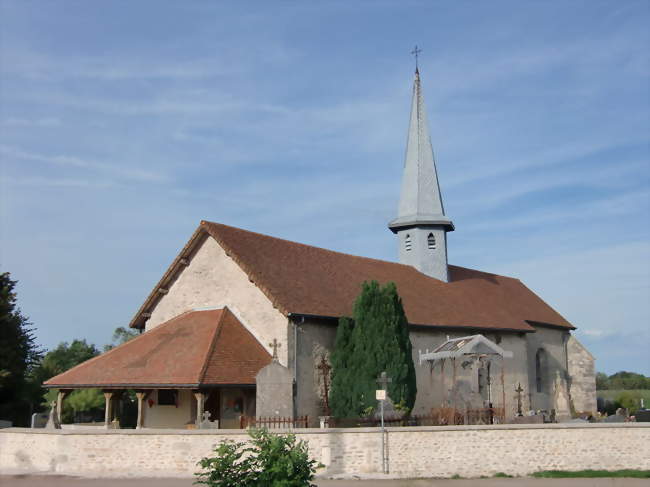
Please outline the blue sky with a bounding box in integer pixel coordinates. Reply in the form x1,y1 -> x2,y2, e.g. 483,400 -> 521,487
1,1 -> 648,375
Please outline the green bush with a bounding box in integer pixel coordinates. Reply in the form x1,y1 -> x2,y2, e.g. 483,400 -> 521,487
616,390 -> 643,414
195,429 -> 322,487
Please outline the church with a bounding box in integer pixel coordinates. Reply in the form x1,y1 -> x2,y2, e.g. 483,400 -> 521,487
44,68 -> 597,428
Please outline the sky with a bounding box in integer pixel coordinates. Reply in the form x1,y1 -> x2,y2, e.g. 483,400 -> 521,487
0,0 -> 648,375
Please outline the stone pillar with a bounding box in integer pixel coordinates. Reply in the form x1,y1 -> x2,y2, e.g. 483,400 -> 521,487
135,391 -> 150,429
56,389 -> 71,424
103,391 -> 114,429
194,391 -> 206,427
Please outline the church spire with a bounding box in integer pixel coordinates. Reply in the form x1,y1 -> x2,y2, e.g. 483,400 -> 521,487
389,67 -> 454,282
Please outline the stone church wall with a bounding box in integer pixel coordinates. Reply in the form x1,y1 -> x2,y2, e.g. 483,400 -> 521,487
294,321 -> 541,422
411,329 -> 530,418
292,319 -> 337,424
567,336 -> 597,413
145,236 -> 290,365
526,325 -> 570,412
2,424 -> 648,478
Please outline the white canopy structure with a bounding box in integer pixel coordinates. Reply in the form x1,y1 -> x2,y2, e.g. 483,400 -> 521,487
419,334 -> 513,365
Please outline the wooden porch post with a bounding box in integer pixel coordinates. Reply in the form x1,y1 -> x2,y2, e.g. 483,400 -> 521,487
56,389 -> 71,424
135,391 -> 150,429
194,390 -> 206,427
103,390 -> 114,429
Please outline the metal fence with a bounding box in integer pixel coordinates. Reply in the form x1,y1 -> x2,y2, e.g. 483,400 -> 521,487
239,415 -> 309,429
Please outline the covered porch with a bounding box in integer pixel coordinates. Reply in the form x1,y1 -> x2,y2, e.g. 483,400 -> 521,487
44,308 -> 272,429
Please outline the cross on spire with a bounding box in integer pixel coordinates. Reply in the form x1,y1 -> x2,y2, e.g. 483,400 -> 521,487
411,45 -> 422,72
269,338 -> 281,360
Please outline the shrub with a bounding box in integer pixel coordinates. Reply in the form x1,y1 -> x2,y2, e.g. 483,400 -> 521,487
195,428 -> 322,487
616,391 -> 642,414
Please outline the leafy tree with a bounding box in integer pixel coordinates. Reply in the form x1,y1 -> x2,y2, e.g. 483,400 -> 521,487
329,280 -> 417,418
195,428 -> 321,486
616,391 -> 643,414
103,326 -> 140,352
596,371 -> 650,391
0,272 -> 43,426
608,371 -> 650,390
596,372 -> 609,390
35,339 -> 101,422
37,339 -> 99,380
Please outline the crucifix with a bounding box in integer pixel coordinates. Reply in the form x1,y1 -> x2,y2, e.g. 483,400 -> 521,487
316,355 -> 332,415
269,338 -> 281,360
515,382 -> 524,416
411,45 -> 422,71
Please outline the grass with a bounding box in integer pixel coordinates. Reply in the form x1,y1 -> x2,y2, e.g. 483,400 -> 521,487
532,470 -> 650,478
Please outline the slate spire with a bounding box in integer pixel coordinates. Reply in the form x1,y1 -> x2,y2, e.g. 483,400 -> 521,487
389,68 -> 454,282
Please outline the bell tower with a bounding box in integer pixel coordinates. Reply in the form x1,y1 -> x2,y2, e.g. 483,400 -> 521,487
388,66 -> 454,282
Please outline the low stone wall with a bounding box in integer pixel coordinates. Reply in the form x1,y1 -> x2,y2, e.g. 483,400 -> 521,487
1,423 -> 648,478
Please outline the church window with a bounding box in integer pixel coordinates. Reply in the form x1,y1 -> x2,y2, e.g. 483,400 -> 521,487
427,233 -> 436,249
405,234 -> 412,251
535,349 -> 547,393
158,389 -> 178,406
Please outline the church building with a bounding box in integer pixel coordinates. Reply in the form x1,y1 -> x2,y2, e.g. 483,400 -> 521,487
45,68 -> 597,428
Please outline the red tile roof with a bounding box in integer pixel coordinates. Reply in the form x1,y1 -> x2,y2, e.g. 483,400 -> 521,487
45,308 -> 271,388
129,221 -> 574,333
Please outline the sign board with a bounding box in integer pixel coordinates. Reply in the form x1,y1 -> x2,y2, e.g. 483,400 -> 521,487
376,389 -> 386,401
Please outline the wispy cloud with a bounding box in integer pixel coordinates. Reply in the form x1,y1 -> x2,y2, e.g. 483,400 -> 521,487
0,145 -> 168,184
2,117 -> 61,127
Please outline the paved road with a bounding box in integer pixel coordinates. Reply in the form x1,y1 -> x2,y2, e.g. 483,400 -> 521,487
1,475 -> 649,487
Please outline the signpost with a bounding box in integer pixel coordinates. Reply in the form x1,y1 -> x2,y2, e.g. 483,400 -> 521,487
376,371 -> 392,474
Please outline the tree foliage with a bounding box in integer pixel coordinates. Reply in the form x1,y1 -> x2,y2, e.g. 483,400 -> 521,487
329,280 -> 417,418
195,428 -> 321,486
103,326 -> 140,352
0,272 -> 43,426
596,371 -> 650,391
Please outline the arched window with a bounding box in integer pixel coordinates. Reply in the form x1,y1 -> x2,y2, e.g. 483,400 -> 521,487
405,234 -> 412,251
535,349 -> 547,393
427,232 -> 436,249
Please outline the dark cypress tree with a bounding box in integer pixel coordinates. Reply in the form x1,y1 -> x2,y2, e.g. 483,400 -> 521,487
329,317 -> 354,417
0,272 -> 43,426
329,280 -> 417,417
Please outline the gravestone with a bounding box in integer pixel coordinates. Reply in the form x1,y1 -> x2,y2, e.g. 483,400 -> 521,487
199,411 -> 219,429
31,412 -> 48,428
256,360 -> 293,419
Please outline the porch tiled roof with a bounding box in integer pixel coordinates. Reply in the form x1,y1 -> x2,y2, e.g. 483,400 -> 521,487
44,308 -> 271,388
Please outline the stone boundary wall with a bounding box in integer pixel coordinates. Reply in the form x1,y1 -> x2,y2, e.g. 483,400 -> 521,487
1,423 -> 649,479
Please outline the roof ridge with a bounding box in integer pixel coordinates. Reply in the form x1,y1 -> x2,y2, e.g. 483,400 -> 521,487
197,307 -> 228,384
202,220 -> 519,281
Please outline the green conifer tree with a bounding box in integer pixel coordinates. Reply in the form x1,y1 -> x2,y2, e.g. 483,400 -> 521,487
330,281 -> 417,417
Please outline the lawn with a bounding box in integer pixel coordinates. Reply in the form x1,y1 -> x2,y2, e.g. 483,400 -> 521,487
532,470 -> 650,478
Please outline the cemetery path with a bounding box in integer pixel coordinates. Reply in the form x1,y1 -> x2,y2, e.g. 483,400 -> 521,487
0,475 -> 649,487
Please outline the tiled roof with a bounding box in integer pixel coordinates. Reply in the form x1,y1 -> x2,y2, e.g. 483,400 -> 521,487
45,308 -> 271,388
129,221 -> 574,332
